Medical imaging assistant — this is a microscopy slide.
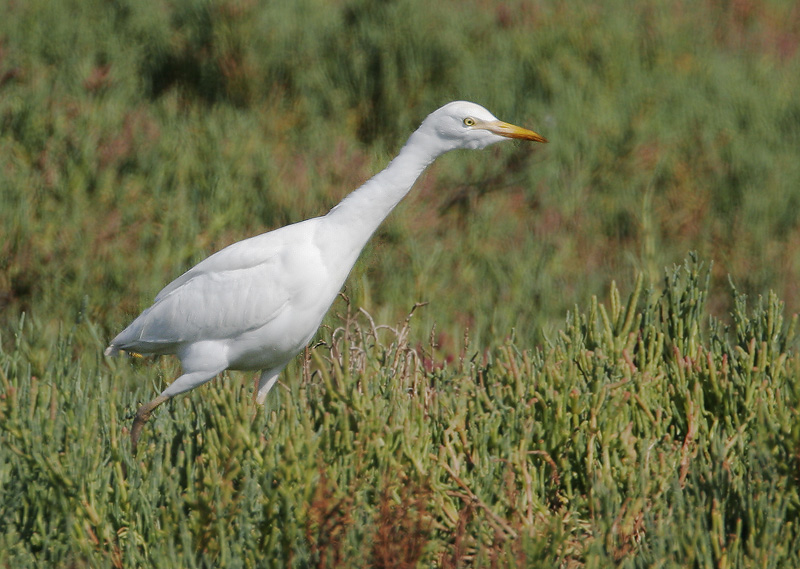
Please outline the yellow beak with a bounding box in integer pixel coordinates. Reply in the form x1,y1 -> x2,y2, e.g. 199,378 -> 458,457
480,120 -> 548,143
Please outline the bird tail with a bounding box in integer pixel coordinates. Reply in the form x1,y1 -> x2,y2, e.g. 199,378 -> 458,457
104,345 -> 146,358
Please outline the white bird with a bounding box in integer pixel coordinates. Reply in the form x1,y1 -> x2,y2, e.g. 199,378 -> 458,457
105,101 -> 547,450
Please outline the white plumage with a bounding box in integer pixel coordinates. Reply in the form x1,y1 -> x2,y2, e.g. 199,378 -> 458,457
105,101 -> 547,450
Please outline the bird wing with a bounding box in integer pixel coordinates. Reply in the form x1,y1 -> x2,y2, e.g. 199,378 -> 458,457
154,229 -> 288,302
115,220 -> 321,350
139,256 -> 290,345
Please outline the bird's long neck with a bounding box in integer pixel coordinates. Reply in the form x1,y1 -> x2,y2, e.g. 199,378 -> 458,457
321,127 -> 443,256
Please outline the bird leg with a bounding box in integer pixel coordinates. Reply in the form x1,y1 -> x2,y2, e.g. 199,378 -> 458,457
130,394 -> 170,452
256,366 -> 286,405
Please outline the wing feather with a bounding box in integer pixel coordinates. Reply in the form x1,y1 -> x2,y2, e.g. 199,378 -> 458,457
138,261 -> 292,344
112,219 -> 323,352
154,227 -> 292,302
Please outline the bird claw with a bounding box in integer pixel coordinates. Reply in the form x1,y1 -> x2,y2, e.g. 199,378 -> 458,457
130,411 -> 150,453
130,394 -> 170,453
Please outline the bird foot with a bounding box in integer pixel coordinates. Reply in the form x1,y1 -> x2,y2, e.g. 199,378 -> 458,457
130,394 -> 169,452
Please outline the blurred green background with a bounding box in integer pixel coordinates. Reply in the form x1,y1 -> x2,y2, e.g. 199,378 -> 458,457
2,0 -> 798,350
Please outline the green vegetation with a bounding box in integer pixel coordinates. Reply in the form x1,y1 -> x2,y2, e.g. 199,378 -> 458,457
1,0 -> 799,566
2,257 -> 799,566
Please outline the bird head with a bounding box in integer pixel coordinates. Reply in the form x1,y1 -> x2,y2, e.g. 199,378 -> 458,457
421,101 -> 547,152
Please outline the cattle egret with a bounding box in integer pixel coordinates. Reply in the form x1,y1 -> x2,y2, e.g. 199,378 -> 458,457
105,101 -> 547,450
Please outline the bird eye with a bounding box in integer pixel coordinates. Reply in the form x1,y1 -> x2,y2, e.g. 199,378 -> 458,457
463,117 -> 475,127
